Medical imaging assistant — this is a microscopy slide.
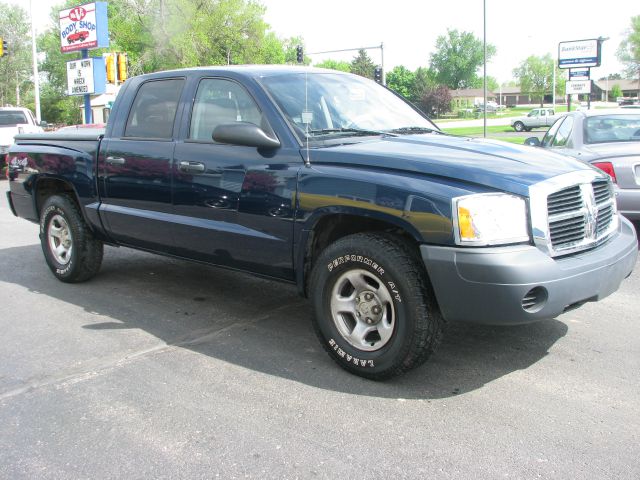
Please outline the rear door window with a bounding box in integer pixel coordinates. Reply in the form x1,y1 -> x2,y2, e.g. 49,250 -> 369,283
124,79 -> 185,139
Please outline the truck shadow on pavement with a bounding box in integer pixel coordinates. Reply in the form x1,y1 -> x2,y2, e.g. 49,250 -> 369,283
1,244 -> 570,399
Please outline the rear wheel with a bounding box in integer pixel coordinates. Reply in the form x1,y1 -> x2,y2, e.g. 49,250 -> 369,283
309,233 -> 444,380
40,194 -> 103,283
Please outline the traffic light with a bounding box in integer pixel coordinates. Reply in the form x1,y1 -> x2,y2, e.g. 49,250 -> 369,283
0,38 -> 7,57
374,66 -> 382,84
117,53 -> 128,82
296,45 -> 303,64
105,53 -> 116,83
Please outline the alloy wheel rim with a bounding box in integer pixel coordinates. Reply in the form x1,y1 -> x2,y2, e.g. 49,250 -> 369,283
48,214 -> 73,265
330,268 -> 396,352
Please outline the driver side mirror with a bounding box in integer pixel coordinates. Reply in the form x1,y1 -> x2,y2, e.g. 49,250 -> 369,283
212,122 -> 280,149
524,137 -> 541,147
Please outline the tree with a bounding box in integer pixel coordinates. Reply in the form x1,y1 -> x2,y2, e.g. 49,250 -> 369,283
610,84 -> 623,101
350,49 -> 376,79
512,54 -> 562,107
0,4 -> 33,108
419,85 -> 452,118
315,59 -> 350,72
386,66 -> 415,99
409,67 -> 436,104
429,29 -> 495,90
599,73 -> 622,81
484,76 -> 499,92
617,15 -> 640,97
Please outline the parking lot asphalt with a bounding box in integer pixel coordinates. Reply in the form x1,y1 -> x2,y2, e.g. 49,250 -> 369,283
1,181 -> 639,479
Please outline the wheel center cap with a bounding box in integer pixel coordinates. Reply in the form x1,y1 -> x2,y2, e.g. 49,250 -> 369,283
356,291 -> 383,325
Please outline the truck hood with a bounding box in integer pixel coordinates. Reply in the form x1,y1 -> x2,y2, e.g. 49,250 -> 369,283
0,126 -> 22,147
307,134 -> 593,196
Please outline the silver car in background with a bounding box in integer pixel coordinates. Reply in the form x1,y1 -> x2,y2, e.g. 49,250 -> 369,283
525,109 -> 640,221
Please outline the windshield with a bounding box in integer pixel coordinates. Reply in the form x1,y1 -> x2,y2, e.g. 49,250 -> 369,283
260,72 -> 437,142
584,114 -> 640,144
0,111 -> 28,126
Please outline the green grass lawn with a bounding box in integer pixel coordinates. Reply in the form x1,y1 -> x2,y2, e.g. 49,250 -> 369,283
435,104 -> 585,123
439,125 -> 534,145
440,125 -> 513,135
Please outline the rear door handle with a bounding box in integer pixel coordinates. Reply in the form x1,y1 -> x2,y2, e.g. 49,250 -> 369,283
179,161 -> 205,173
106,156 -> 126,165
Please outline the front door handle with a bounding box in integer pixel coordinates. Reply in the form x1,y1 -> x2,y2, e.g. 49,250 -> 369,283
179,161 -> 206,173
106,156 -> 126,165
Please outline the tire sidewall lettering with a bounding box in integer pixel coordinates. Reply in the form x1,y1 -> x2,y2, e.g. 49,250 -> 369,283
41,201 -> 76,278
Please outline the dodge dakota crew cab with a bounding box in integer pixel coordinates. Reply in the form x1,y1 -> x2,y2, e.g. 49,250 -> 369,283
6,66 -> 638,379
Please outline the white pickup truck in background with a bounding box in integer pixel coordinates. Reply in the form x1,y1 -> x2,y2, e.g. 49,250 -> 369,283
0,107 -> 44,157
511,108 -> 563,132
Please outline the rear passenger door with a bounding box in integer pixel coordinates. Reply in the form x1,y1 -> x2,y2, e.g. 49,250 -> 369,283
99,77 -> 185,251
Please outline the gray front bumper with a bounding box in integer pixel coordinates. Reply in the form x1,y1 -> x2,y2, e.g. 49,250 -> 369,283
421,218 -> 638,325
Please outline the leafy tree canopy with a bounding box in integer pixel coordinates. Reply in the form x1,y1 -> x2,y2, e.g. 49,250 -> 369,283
350,49 -> 376,79
429,29 -> 495,90
386,65 -> 415,99
314,59 -> 351,72
617,15 -> 640,94
512,54 -> 565,106
0,4 -> 34,108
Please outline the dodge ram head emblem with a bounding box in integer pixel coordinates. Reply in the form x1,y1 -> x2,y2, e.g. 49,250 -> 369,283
583,185 -> 598,240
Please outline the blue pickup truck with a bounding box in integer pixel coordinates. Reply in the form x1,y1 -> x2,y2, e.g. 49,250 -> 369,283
6,66 -> 638,379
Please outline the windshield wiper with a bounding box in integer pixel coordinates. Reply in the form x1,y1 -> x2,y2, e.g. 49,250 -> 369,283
307,127 -> 397,137
388,126 -> 442,135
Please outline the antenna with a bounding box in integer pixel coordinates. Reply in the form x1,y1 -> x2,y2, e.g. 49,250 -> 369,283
304,68 -> 311,167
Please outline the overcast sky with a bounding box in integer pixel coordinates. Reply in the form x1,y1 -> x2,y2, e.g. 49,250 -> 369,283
12,0 -> 636,82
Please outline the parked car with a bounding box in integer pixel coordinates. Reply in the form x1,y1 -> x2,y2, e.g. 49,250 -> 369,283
6,67 -> 637,379
511,108 -> 563,132
524,109 -> 640,221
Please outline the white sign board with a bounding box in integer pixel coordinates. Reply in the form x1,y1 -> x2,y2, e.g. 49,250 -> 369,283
558,39 -> 600,69
59,2 -> 109,53
566,80 -> 592,95
67,58 -> 96,95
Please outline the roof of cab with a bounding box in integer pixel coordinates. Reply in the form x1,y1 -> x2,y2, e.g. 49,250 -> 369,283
137,65 -> 350,80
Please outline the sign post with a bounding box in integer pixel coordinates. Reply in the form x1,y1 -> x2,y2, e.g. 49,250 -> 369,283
59,2 -> 109,124
558,39 -> 602,112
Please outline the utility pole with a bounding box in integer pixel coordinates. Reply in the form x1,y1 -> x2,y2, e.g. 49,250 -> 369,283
30,0 -> 41,122
483,0 -> 487,138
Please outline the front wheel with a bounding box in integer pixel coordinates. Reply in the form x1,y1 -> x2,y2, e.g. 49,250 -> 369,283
309,233 -> 444,380
40,194 -> 104,283
513,121 -> 525,132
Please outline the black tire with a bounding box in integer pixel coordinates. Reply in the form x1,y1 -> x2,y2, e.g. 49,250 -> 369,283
513,121 -> 525,132
524,126 -> 532,132
309,233 -> 444,380
39,194 -> 103,283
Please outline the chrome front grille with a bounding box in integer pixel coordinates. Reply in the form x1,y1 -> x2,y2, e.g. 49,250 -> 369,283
547,185 -> 582,215
530,171 -> 618,258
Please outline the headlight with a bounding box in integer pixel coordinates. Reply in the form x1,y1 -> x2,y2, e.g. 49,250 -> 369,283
453,193 -> 530,246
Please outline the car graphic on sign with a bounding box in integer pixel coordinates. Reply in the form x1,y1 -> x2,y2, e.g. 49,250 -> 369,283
67,30 -> 89,44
